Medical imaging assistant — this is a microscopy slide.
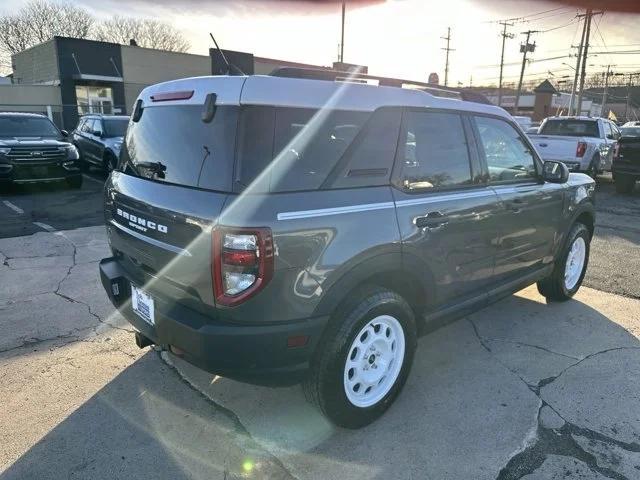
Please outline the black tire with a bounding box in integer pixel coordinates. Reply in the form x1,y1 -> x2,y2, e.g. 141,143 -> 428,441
537,222 -> 590,302
303,285 -> 417,429
103,152 -> 117,173
66,175 -> 83,189
615,174 -> 636,194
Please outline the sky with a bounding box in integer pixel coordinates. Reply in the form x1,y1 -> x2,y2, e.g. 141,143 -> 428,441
3,0 -> 640,88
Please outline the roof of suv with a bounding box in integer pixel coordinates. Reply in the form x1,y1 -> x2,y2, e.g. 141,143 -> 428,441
0,112 -> 47,118
138,74 -> 510,119
80,114 -> 129,120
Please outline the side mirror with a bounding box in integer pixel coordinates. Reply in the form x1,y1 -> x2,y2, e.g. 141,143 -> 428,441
60,129 -> 69,137
543,160 -> 569,184
606,133 -> 615,140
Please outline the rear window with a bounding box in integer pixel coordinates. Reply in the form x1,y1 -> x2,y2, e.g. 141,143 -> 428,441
621,127 -> 640,137
236,107 -> 369,192
120,105 -> 238,191
104,118 -> 128,137
539,119 -> 599,138
0,116 -> 60,138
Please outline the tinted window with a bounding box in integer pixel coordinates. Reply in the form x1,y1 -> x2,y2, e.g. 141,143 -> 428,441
539,119 -> 599,138
81,119 -> 93,133
0,116 -> 60,138
237,107 -> 369,192
474,116 -> 537,183
397,111 -> 472,190
621,127 -> 640,137
121,105 -> 238,191
104,118 -> 128,137
329,107 -> 402,189
93,119 -> 104,136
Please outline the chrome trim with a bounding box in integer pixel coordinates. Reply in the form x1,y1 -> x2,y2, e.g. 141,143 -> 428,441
277,202 -> 395,220
395,189 -> 495,207
14,177 -> 65,183
109,220 -> 192,257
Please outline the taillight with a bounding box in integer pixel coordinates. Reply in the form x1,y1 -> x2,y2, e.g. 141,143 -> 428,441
576,142 -> 587,158
212,227 -> 274,306
613,142 -> 620,160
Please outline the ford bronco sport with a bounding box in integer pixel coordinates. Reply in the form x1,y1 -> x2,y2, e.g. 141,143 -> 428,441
99,70 -> 595,428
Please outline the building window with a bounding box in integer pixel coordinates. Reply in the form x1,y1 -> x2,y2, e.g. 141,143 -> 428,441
76,86 -> 114,115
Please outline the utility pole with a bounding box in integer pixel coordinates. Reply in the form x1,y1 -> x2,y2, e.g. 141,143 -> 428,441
339,1 -> 346,63
569,14 -> 587,116
498,20 -> 515,107
441,27 -> 454,87
600,65 -> 612,118
515,30 -> 537,115
576,9 -> 594,116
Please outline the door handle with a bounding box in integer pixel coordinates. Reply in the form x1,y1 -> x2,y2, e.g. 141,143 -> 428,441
414,211 -> 449,229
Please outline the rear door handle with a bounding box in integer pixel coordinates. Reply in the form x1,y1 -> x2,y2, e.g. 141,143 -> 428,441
414,211 -> 449,229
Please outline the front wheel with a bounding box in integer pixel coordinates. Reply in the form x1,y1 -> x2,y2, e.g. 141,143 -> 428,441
537,222 -> 590,301
304,286 -> 417,429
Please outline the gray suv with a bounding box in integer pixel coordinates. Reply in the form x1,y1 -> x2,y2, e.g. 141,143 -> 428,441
99,71 -> 595,428
72,114 -> 128,172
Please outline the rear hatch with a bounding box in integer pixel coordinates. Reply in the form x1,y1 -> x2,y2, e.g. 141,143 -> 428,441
531,135 -> 582,162
105,76 -> 246,310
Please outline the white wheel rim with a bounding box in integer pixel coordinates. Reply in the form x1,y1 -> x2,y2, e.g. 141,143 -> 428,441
564,237 -> 586,290
343,315 -> 406,408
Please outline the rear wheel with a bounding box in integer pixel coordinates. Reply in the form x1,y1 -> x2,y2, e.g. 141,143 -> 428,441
304,286 -> 417,428
537,222 -> 590,301
615,174 -> 636,194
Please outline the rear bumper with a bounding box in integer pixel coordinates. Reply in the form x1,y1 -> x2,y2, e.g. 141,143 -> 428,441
99,256 -> 328,386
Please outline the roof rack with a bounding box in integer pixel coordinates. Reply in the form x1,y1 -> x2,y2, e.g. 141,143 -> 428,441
269,67 -> 493,105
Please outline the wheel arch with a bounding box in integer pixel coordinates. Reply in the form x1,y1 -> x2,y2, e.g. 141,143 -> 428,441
312,252 -> 431,323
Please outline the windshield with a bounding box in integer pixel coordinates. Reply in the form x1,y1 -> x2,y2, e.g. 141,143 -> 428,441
539,119 -> 599,138
103,118 -> 128,137
0,116 -> 60,138
621,127 -> 640,137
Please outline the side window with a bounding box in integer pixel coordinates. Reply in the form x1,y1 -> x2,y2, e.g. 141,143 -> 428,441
603,122 -> 612,139
93,119 -> 103,136
236,107 -> 369,192
473,116 -> 538,183
76,119 -> 85,132
329,107 -> 402,189
397,110 -> 472,190
81,119 -> 93,133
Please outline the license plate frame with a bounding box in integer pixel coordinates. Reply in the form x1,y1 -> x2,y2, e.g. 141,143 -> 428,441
131,284 -> 155,326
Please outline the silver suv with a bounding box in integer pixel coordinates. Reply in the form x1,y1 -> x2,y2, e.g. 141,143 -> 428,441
100,69 -> 596,428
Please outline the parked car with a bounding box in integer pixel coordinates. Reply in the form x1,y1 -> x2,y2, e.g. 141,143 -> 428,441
622,121 -> 640,128
72,114 -> 128,172
529,116 -> 620,176
612,134 -> 640,193
0,112 -> 81,189
620,126 -> 640,138
99,72 -> 595,428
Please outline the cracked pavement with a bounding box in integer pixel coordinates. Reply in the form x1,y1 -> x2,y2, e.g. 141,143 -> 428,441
1,225 -> 640,479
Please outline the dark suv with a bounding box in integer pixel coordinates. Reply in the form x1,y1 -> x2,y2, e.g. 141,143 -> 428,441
72,114 -> 128,173
0,112 -> 81,189
99,72 -> 596,428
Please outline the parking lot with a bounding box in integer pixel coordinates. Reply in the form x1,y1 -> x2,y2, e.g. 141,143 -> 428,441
1,173 -> 640,480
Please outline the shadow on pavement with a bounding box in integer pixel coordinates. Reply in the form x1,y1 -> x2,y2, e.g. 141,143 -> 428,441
2,293 -> 639,480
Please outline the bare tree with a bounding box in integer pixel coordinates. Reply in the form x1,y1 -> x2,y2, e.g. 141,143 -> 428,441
0,0 -> 93,74
94,17 -> 190,53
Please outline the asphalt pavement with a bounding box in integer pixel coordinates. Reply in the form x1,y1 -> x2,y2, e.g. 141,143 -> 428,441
0,172 -> 106,238
1,225 -> 639,479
